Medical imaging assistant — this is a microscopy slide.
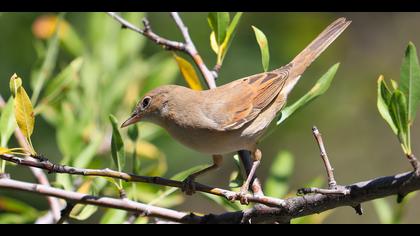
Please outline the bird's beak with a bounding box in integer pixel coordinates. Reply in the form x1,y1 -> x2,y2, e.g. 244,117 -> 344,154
121,112 -> 142,128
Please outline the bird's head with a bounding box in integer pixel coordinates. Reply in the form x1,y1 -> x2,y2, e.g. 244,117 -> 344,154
121,85 -> 176,128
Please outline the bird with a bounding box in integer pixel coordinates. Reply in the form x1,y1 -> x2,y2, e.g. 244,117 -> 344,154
121,17 -> 351,204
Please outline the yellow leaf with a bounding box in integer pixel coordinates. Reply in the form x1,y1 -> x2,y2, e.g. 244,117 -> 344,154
9,74 -> 22,98
0,147 -> 11,155
76,179 -> 94,194
173,54 -> 203,91
210,31 -> 219,54
12,74 -> 35,139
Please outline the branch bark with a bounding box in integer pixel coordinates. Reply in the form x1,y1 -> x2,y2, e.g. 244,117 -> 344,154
0,154 -> 284,208
1,166 -> 419,224
0,177 -> 201,224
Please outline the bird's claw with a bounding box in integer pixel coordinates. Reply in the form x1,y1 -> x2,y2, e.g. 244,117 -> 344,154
223,190 -> 250,205
181,176 -> 196,195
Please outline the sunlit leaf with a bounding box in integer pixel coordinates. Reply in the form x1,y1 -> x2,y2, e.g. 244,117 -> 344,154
173,53 -> 203,91
400,42 -> 420,124
0,98 -> 16,147
9,74 -> 22,98
277,63 -> 339,125
210,31 -> 219,54
377,76 -> 398,135
11,74 -> 35,141
389,90 -> 409,152
207,12 -> 230,45
0,147 -> 11,155
252,25 -> 270,72
218,12 -> 243,64
265,151 -> 294,198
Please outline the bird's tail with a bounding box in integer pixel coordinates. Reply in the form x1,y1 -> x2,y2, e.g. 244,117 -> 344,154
280,18 -> 351,91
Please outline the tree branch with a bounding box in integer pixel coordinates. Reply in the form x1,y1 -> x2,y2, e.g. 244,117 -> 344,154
107,12 -> 216,89
1,164 -> 419,224
0,154 -> 284,208
0,177 -> 201,224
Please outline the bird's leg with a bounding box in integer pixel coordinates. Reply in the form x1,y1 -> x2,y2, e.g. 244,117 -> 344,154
181,155 -> 223,195
237,149 -> 261,205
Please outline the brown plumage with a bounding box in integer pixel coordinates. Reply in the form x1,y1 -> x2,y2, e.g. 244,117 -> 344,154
122,17 -> 351,203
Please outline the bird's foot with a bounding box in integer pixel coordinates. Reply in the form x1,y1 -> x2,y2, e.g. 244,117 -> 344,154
237,191 -> 250,205
181,176 -> 196,195
223,190 -> 250,205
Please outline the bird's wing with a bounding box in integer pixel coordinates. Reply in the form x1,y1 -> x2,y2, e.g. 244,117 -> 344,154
204,64 -> 291,131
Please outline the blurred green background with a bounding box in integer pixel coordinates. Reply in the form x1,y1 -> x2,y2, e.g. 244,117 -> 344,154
0,12 -> 419,224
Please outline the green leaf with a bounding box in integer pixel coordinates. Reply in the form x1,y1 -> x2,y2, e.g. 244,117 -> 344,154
377,76 -> 398,135
214,12 -> 243,64
127,124 -> 139,142
41,57 -> 83,107
72,135 -> 102,168
109,115 -> 125,173
264,151 -> 294,198
207,12 -> 230,45
31,16 -> 61,104
0,98 -> 16,147
70,204 -> 98,221
252,25 -> 270,72
0,196 -> 40,223
389,90 -> 410,153
400,42 -> 420,124
373,198 -> 393,224
277,63 -> 339,125
100,209 -> 127,224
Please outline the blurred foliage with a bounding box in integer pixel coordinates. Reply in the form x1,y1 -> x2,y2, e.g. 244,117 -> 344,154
0,12 -> 419,224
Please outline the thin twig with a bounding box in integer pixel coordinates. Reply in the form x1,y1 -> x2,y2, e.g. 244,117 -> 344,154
0,154 -> 284,208
296,127 -> 350,196
170,12 -> 217,88
0,178 -> 201,224
312,126 -> 337,188
107,12 -> 216,89
107,12 -> 185,51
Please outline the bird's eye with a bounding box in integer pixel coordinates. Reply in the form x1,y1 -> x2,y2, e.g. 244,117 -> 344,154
141,96 -> 152,110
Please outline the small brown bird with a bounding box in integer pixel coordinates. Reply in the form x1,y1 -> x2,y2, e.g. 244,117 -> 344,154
122,17 -> 351,204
